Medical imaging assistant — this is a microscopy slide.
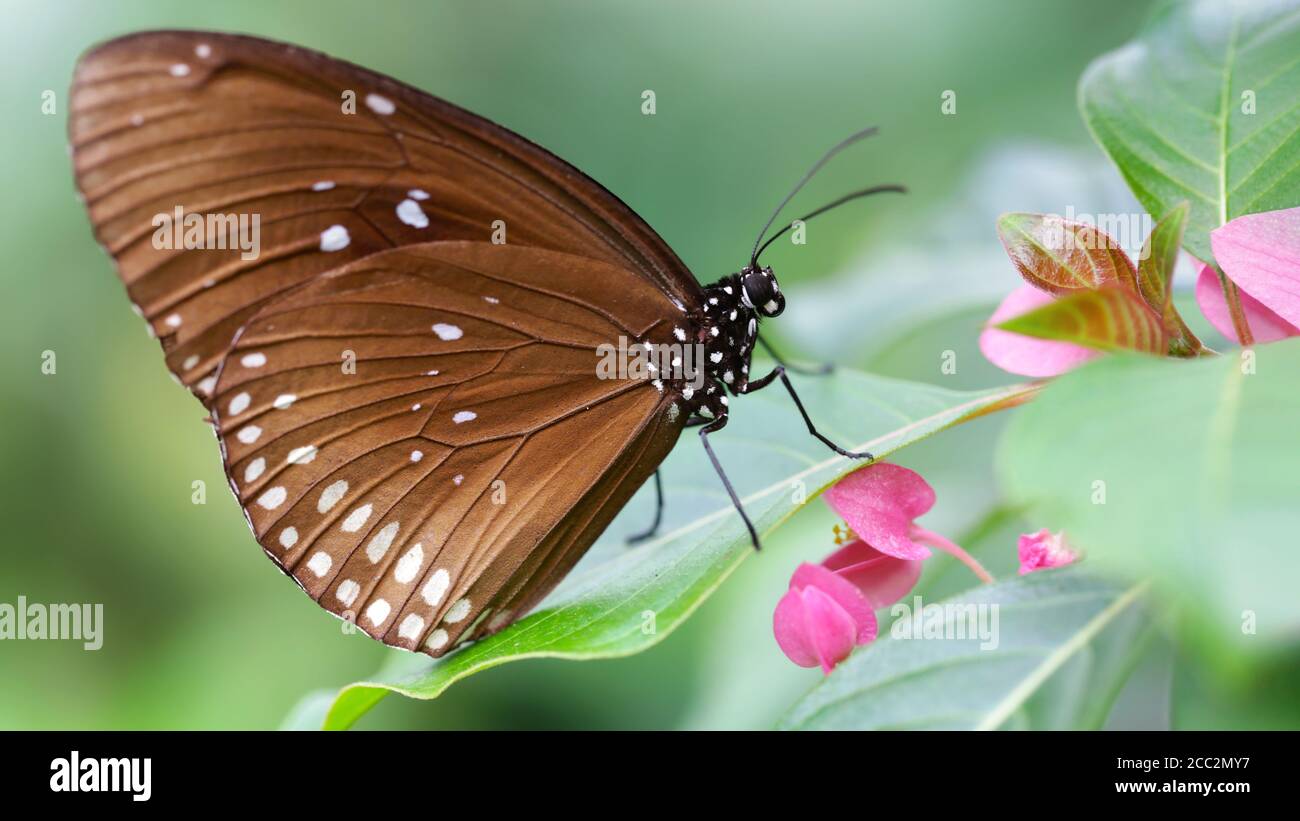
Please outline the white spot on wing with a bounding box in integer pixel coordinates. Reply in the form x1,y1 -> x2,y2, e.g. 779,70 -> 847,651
273,393 -> 296,410
432,323 -> 463,340
394,543 -> 424,583
341,504 -> 373,533
257,486 -> 287,510
365,598 -> 391,626
241,352 -> 266,368
169,63 -> 190,77
398,613 -> 425,640
365,521 -> 400,563
318,480 -> 348,513
319,224 -> 350,252
287,445 -> 317,465
452,411 -> 476,424
364,93 -> 396,115
307,551 -> 333,577
408,189 -> 430,200
444,598 -> 472,624
421,568 -> 450,606
311,180 -> 335,191
396,198 -> 429,228
279,527 -> 298,548
182,354 -> 200,370
236,425 -> 262,445
336,579 -> 360,607
425,629 -> 449,650
228,392 -> 250,415
244,457 -> 265,483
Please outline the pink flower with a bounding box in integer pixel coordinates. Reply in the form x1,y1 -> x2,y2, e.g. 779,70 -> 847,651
774,463 -> 993,674
1207,206 -> 1300,335
773,563 -> 879,674
1017,529 -> 1079,575
1194,264 -> 1299,343
822,462 -> 938,561
822,538 -> 924,610
979,284 -> 1100,377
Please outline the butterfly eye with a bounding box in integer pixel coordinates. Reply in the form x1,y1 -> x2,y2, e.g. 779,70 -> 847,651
742,267 -> 784,317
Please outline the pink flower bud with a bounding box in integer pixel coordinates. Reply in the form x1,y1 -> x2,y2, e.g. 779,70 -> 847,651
1017,529 -> 1079,575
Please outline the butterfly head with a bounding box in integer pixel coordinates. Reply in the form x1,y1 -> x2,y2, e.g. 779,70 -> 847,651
740,265 -> 784,318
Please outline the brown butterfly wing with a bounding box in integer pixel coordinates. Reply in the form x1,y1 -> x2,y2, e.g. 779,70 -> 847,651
212,241 -> 687,655
69,30 -> 701,403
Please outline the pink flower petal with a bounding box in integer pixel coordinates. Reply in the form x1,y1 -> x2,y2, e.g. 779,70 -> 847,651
773,585 -> 872,673
979,284 -> 1100,377
1210,207 -> 1300,329
824,463 -> 934,561
1017,528 -> 1079,575
1194,263 -> 1300,344
788,563 -> 877,643
773,587 -> 821,668
822,539 -> 924,608
801,586 -> 866,674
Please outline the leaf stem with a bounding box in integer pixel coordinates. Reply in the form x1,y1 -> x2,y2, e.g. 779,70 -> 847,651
1215,264 -> 1255,346
910,525 -> 995,584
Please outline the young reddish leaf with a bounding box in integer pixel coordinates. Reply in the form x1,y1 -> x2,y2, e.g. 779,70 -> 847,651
1136,202 -> 1203,356
996,285 -> 1165,355
997,212 -> 1139,296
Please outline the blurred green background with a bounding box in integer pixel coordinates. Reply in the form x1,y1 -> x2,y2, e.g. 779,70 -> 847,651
0,0 -> 1204,729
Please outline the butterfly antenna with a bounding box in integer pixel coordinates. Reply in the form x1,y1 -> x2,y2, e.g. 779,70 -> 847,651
753,183 -> 907,262
749,125 -> 882,267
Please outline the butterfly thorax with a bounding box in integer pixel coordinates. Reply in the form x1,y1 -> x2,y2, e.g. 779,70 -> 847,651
659,265 -> 786,423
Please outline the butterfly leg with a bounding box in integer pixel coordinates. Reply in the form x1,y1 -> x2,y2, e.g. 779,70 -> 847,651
757,335 -> 833,376
626,470 -> 664,545
697,411 -> 763,551
741,366 -> 874,461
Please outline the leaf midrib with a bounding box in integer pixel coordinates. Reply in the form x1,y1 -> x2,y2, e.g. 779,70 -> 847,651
975,580 -> 1150,730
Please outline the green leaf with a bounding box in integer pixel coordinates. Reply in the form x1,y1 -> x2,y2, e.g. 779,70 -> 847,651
778,568 -> 1152,730
1079,0 -> 1300,265
321,369 -> 1036,729
1172,643 -> 1300,729
996,286 -> 1166,354
1137,201 -> 1205,355
996,212 -> 1138,295
998,339 -> 1300,660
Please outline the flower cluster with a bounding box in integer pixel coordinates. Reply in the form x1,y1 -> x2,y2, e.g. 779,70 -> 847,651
773,463 -> 1069,674
981,206 -> 1300,376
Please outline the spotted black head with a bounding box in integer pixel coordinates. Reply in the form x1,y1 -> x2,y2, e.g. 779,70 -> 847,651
739,265 -> 784,317
744,127 -> 906,322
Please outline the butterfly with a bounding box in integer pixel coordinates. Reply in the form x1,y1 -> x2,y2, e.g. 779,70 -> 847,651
69,31 -> 902,657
